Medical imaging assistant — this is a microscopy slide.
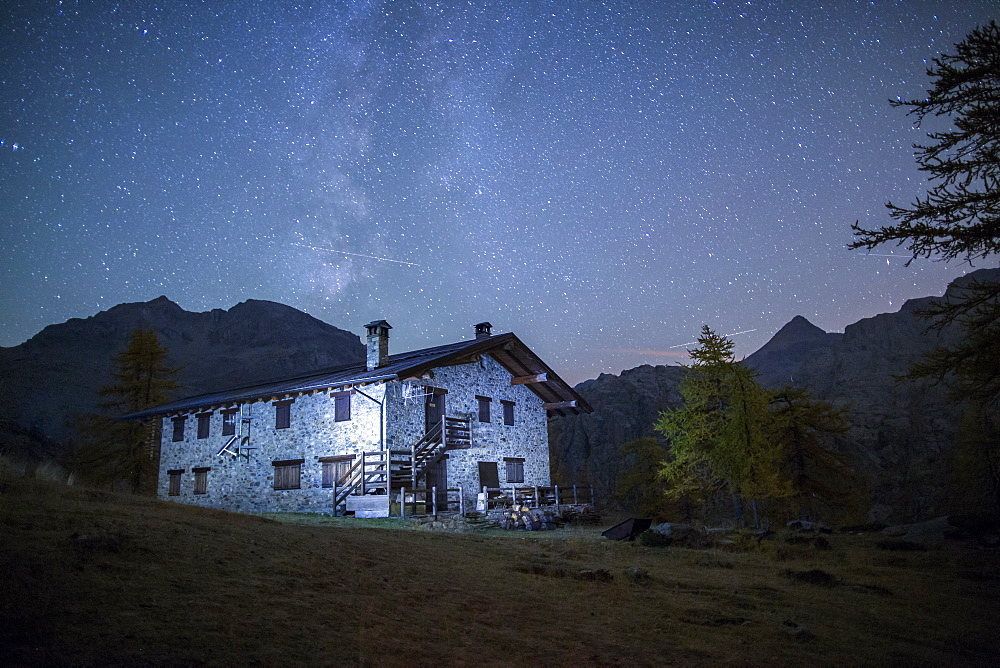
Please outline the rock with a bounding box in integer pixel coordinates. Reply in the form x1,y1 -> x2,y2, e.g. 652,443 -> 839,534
881,516 -> 952,547
787,520 -> 832,533
648,522 -> 712,548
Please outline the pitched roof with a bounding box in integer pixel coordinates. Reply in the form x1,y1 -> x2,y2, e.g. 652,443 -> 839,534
125,332 -> 592,420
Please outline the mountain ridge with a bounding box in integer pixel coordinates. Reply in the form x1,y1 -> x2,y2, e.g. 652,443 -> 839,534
0,297 -> 365,456
552,267 -> 999,523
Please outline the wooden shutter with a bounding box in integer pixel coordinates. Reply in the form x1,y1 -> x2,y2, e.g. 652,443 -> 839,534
171,417 -> 185,442
274,400 -> 293,429
501,400 -> 515,426
477,396 -> 491,423
320,455 -> 355,488
168,470 -> 183,496
197,413 -> 211,439
504,458 -> 525,484
193,467 -> 210,494
273,459 -> 304,490
334,392 -> 351,422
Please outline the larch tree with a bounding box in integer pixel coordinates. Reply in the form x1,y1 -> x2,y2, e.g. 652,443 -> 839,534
73,328 -> 180,494
849,21 -> 1000,509
770,386 -> 858,522
850,20 -> 1000,264
614,437 -> 674,521
655,326 -> 789,526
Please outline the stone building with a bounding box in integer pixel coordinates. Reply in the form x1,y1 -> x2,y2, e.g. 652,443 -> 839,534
129,321 -> 591,516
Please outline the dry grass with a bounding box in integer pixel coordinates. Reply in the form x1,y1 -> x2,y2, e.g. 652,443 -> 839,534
1,476 -> 998,666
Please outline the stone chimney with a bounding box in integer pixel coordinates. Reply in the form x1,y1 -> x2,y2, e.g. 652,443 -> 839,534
475,322 -> 493,339
365,320 -> 392,370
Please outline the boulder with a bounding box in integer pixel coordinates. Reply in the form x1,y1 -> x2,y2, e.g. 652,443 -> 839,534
648,522 -> 712,548
881,516 -> 952,547
787,519 -> 832,533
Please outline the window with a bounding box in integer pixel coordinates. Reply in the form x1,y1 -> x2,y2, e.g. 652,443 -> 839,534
274,399 -> 293,429
505,458 -> 525,484
501,400 -> 515,426
320,455 -> 356,488
333,391 -> 351,422
221,409 -> 237,436
193,467 -> 210,494
196,413 -> 211,439
171,416 -> 186,442
167,469 -> 183,496
477,396 -> 491,423
273,459 -> 303,490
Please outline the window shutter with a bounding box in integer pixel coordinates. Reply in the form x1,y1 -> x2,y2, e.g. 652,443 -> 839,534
274,400 -> 293,429
273,459 -> 304,490
477,396 -> 491,423
172,417 -> 186,442
197,413 -> 211,439
320,455 -> 355,488
501,400 -> 515,426
504,458 -> 525,483
167,470 -> 183,496
193,467 -> 210,494
334,392 -> 351,422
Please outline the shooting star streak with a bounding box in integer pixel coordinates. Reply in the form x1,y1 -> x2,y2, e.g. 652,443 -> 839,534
291,242 -> 422,267
860,252 -> 911,265
668,328 -> 757,349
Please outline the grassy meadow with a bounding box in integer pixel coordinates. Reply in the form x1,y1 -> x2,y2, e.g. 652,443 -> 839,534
1,475 -> 998,666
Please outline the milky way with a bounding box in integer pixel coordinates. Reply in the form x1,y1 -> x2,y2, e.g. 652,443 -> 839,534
2,1 -> 997,384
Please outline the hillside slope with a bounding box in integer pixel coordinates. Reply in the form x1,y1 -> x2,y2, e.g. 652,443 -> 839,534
0,297 -> 364,458
1,476 -> 996,665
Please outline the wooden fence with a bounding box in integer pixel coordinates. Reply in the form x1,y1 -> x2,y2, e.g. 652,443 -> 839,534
479,484 -> 595,511
394,483 -> 596,518
398,485 -> 465,518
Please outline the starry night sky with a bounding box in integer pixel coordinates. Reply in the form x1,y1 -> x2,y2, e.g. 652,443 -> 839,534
3,1 -> 998,384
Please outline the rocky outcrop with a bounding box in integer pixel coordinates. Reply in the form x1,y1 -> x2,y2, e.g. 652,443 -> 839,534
0,297 -> 364,458
549,268 -> 999,524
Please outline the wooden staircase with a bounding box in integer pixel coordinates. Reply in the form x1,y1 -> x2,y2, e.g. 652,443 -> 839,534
332,416 -> 472,516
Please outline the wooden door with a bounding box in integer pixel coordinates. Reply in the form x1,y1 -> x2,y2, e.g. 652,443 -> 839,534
425,389 -> 445,435
425,457 -> 449,510
477,461 -> 499,493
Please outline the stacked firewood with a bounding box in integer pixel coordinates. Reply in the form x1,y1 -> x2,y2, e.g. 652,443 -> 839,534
559,505 -> 601,525
498,505 -> 558,531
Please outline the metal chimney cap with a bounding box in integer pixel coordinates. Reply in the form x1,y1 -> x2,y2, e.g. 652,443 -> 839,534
365,320 -> 392,334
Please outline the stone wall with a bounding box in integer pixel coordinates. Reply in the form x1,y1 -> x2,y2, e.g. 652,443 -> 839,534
156,384 -> 387,513
157,354 -> 551,514
386,355 -> 550,510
